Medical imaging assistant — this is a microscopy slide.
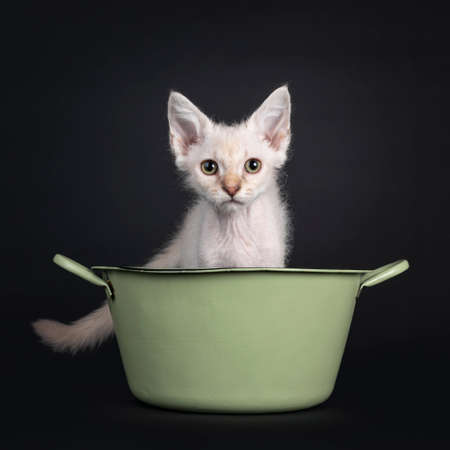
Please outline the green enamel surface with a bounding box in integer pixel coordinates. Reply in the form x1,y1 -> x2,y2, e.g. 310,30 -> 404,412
104,270 -> 360,413
53,254 -> 409,413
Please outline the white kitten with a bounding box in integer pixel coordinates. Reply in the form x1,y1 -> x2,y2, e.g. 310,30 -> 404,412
33,86 -> 293,353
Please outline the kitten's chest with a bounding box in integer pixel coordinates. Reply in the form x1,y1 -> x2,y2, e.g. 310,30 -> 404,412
198,213 -> 267,267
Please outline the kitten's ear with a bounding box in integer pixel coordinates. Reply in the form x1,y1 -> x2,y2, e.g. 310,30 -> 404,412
248,86 -> 291,152
168,91 -> 211,157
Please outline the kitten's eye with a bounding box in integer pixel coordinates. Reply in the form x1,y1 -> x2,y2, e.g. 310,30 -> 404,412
200,159 -> 218,175
244,158 -> 262,174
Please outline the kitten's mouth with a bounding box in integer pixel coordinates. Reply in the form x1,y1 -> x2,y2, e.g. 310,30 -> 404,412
226,198 -> 243,204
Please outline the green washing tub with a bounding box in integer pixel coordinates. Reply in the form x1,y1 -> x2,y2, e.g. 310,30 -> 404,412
54,254 -> 409,413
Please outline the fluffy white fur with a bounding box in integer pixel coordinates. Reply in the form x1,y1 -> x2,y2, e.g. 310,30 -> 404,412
33,86 -> 293,353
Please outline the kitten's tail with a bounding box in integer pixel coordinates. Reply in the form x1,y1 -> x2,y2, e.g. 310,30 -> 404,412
32,302 -> 113,354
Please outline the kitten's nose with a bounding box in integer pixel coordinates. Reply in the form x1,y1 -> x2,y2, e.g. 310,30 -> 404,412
222,183 -> 241,197
222,173 -> 241,197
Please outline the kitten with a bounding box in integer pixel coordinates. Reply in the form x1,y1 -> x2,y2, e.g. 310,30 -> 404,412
33,86 -> 293,353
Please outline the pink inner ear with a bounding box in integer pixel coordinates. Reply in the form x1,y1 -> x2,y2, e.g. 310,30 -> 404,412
171,133 -> 194,156
263,112 -> 290,150
181,135 -> 199,155
172,117 -> 201,155
170,132 -> 200,157
256,104 -> 290,151
266,129 -> 289,151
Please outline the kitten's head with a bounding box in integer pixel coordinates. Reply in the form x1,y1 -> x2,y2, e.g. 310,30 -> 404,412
167,86 -> 291,211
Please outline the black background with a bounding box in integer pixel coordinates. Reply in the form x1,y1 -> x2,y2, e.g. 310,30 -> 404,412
4,3 -> 450,448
